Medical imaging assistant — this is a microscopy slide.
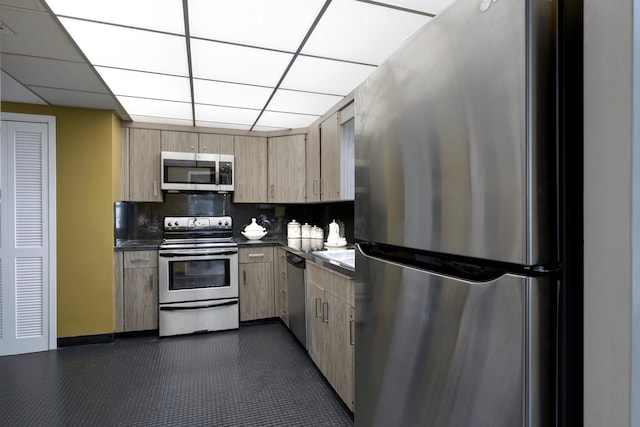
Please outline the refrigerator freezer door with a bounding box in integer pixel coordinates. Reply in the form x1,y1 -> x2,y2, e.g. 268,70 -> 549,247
354,0 -> 557,265
355,249 -> 553,427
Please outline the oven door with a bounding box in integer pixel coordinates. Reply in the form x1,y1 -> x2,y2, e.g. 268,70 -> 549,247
158,248 -> 238,304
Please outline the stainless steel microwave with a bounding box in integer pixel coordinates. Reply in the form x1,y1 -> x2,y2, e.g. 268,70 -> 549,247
161,151 -> 234,192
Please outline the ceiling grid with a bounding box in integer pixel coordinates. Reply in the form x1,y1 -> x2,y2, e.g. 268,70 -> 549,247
0,0 -> 454,130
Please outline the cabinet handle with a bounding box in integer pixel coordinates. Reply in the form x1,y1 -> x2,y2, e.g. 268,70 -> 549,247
248,253 -> 264,258
280,289 -> 286,295
149,273 -> 153,291
153,180 -> 158,197
319,179 -> 323,195
131,258 -> 150,263
202,146 -> 207,150
315,298 -> 322,318
350,320 -> 355,345
313,180 -> 318,195
243,270 -> 247,285
191,145 -> 195,150
323,302 -> 329,323
270,184 -> 275,198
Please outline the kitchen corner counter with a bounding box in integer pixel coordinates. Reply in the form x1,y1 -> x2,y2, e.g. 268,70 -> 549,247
236,237 -> 355,277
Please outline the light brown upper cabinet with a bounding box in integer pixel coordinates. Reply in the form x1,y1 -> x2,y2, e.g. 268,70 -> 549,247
199,133 -> 234,154
234,135 -> 268,203
307,103 -> 355,202
268,134 -> 306,203
160,131 -> 234,154
161,130 -> 198,152
125,128 -> 162,202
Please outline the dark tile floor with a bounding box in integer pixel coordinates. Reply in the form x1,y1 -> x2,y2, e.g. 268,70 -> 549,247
0,322 -> 354,426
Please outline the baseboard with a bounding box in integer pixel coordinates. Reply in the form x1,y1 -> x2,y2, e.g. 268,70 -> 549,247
57,333 -> 115,347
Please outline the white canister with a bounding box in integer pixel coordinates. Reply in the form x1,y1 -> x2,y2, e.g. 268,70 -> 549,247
288,238 -> 302,250
287,219 -> 301,238
301,223 -> 312,238
311,225 -> 324,240
301,238 -> 311,251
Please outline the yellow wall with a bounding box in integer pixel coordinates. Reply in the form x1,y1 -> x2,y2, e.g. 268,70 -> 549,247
2,102 -> 120,338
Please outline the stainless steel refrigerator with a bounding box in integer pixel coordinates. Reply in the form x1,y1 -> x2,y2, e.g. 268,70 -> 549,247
354,0 -> 559,425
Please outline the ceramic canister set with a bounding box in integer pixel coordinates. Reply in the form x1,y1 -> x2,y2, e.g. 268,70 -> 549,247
287,219 -> 346,250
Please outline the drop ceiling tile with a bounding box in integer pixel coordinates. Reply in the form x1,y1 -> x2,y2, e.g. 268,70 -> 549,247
44,0 -> 185,34
1,0 -> 45,11
281,56 -> 375,96
188,0 -> 325,52
95,67 -> 191,102
195,104 -> 260,127
191,39 -> 293,87
1,71 -> 46,105
117,96 -> 192,121
59,18 -> 189,76
195,120 -> 251,131
268,89 -> 343,115
29,86 -> 122,111
302,0 -> 431,65
256,110 -> 318,129
129,115 -> 194,127
0,5 -> 85,61
375,0 -> 456,15
193,79 -> 272,109
2,54 -> 109,92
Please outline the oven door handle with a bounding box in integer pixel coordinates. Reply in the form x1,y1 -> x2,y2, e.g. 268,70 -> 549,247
159,300 -> 238,311
159,249 -> 238,257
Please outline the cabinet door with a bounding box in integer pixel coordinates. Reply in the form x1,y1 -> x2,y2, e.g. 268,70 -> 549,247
234,136 -> 267,202
327,291 -> 355,411
161,130 -> 198,152
199,133 -> 234,154
239,262 -> 275,321
114,252 -> 124,333
305,124 -> 321,202
275,247 -> 288,325
267,134 -> 306,203
320,112 -> 341,201
129,129 -> 162,202
124,267 -> 158,331
305,278 -> 328,374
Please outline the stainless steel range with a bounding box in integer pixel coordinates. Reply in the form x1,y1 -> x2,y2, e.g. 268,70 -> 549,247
158,216 -> 238,337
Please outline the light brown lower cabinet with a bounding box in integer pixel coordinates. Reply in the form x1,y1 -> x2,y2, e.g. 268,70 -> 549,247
275,247 -> 289,326
239,247 -> 275,321
306,262 -> 355,411
114,250 -> 158,332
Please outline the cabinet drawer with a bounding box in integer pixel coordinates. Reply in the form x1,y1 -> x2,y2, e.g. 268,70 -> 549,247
239,246 -> 274,263
124,250 -> 158,268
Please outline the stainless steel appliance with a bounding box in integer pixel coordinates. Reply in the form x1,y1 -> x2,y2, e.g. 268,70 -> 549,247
158,216 -> 239,337
354,0 -> 559,425
285,251 -> 306,347
161,151 -> 234,192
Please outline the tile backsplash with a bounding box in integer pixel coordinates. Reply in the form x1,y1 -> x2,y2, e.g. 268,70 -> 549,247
115,193 -> 354,243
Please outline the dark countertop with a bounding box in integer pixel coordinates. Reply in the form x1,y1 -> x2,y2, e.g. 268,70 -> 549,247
115,237 -> 355,277
114,239 -> 162,251
236,237 -> 355,277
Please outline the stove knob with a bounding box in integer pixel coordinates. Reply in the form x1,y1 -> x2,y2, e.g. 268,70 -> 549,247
218,221 -> 223,226
224,221 -> 229,226
174,221 -> 179,226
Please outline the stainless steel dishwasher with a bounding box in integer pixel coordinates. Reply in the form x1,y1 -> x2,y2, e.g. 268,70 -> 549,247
286,251 -> 306,347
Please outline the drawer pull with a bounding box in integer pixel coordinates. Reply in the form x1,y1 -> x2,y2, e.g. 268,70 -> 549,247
248,253 -> 265,258
350,320 -> 355,345
322,302 -> 329,323
315,298 -> 322,318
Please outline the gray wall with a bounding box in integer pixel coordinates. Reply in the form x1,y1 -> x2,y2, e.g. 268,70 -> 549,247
584,0 -> 635,424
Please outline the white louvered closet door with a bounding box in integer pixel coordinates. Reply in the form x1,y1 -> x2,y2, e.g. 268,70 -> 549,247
0,119 -> 54,356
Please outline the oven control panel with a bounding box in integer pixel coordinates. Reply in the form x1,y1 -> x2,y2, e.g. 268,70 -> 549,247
164,216 -> 232,232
